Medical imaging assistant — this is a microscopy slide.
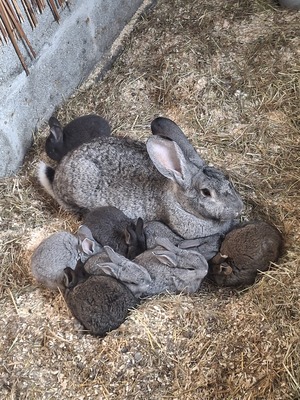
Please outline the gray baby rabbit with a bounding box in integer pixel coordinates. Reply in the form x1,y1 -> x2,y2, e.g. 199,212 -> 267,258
208,221 -> 284,287
144,220 -> 222,261
82,206 -> 146,259
38,117 -> 243,240
30,225 -> 102,290
46,114 -> 111,161
88,237 -> 208,298
143,221 -> 184,249
63,260 -> 138,337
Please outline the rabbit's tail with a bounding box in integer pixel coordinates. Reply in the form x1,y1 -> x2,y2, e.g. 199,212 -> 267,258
38,161 -> 56,198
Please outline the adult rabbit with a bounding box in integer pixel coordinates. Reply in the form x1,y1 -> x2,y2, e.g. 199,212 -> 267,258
38,117 -> 243,240
208,221 -> 283,287
83,206 -> 146,259
30,225 -> 102,290
86,237 -> 208,298
46,114 -> 111,161
63,261 -> 138,337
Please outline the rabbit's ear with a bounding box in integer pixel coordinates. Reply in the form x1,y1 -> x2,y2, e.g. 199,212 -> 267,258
77,225 -> 102,255
98,263 -> 122,280
151,117 -> 205,168
135,218 -> 146,250
155,237 -> 177,252
74,259 -> 90,280
99,262 -> 146,286
77,225 -> 95,240
124,221 -> 145,244
81,238 -> 97,255
210,252 -> 227,265
103,246 -> 152,283
146,136 -> 195,189
50,126 -> 63,143
124,224 -> 136,245
48,117 -> 63,143
178,238 -> 203,249
125,220 -> 146,259
152,250 -> 177,267
221,264 -> 233,275
136,218 -> 144,237
63,267 -> 76,288
104,246 -> 123,263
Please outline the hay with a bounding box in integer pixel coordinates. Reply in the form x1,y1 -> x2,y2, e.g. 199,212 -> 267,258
1,0 -> 299,398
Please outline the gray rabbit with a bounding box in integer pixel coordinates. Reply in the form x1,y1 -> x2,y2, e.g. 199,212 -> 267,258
87,237 -> 208,298
46,114 -> 111,161
63,260 -> 138,337
30,225 -> 102,290
208,221 -> 284,287
82,206 -> 146,259
143,220 -> 184,249
144,220 -> 222,261
38,117 -> 243,240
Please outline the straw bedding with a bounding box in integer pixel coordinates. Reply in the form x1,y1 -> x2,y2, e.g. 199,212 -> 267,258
0,0 -> 299,398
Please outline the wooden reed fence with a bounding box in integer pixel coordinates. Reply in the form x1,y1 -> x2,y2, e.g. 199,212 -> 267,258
0,0 -> 66,75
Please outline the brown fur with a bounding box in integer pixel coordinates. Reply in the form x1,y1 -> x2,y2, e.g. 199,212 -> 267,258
63,261 -> 139,336
208,221 -> 284,287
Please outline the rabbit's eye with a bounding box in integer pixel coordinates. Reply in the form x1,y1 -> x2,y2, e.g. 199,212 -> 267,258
201,188 -> 211,197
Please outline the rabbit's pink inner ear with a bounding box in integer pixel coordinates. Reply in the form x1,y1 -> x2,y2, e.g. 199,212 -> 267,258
150,140 -> 183,177
81,238 -> 95,255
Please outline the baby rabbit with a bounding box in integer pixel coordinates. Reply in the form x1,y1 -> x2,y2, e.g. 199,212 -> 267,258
87,237 -> 209,298
83,206 -> 146,259
144,220 -> 222,261
30,225 -> 102,290
63,260 -> 139,337
46,114 -> 111,161
208,221 -> 283,287
143,221 -> 183,249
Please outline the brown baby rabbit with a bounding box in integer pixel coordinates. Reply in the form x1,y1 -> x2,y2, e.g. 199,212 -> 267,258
208,221 -> 283,287
63,260 -> 139,337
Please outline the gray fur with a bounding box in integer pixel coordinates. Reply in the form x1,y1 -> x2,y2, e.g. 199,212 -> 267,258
63,262 -> 138,337
144,221 -> 183,249
88,238 -> 208,298
208,221 -> 284,287
83,248 -> 112,274
145,220 -> 223,261
30,225 -> 102,290
38,117 -> 243,240
151,116 -> 204,168
82,206 -> 146,259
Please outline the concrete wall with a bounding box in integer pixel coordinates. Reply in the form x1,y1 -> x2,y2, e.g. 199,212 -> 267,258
0,0 -> 149,177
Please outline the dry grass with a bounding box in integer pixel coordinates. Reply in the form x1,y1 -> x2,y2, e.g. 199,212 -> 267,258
1,0 -> 300,399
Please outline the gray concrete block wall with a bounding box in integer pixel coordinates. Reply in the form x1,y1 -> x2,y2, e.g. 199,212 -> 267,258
0,0 -> 149,177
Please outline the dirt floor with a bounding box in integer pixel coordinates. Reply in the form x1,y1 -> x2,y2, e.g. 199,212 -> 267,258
0,0 -> 299,399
